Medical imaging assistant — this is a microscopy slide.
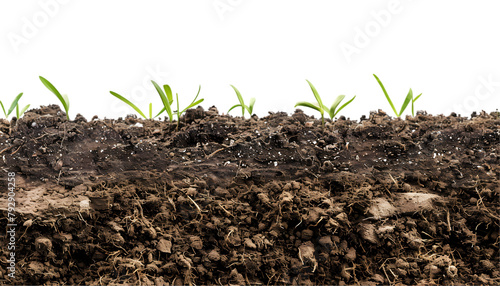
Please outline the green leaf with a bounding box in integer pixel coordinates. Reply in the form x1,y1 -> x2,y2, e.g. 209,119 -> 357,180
152,80 -> 173,121
333,95 -> 356,118
154,106 -> 166,118
182,99 -> 204,114
176,93 -> 180,122
412,93 -> 422,116
230,85 -> 245,106
7,93 -> 24,116
110,91 -> 147,119
0,101 -> 6,118
328,95 -> 346,119
62,94 -> 70,110
247,97 -> 256,114
228,104 -> 242,113
163,85 -> 173,104
305,80 -> 324,110
373,74 -> 397,117
180,85 -> 203,114
413,93 -> 422,102
398,89 -> 413,117
149,103 -> 153,119
18,104 -> 30,118
39,76 -> 69,119
295,101 -> 322,113
230,85 -> 246,117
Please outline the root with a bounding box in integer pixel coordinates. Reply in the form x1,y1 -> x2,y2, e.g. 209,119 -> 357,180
218,203 -> 234,217
187,195 -> 203,214
206,147 -> 226,159
445,210 -> 452,232
389,173 -> 399,189
475,187 -> 500,223
11,145 -> 22,155
60,121 -> 67,148
0,145 -> 13,155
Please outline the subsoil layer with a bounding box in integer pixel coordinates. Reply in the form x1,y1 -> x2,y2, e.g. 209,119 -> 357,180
0,105 -> 499,285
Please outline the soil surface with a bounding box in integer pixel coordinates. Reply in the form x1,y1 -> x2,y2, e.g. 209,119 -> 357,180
0,105 -> 499,285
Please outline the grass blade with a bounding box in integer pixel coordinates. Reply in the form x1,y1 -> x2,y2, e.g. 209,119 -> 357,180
18,104 -> 30,118
373,74 -> 398,116
7,93 -> 24,116
152,80 -> 173,121
62,94 -> 70,110
333,95 -> 356,118
154,107 -> 166,118
412,93 -> 422,116
109,91 -> 147,119
399,89 -> 413,117
39,76 -> 69,119
180,85 -> 203,114
295,102 -> 322,113
247,97 -> 256,114
413,93 -> 422,102
228,104 -> 242,113
163,85 -> 173,105
305,80 -> 324,109
176,93 -> 180,122
230,85 -> 245,106
328,95 -> 346,119
0,101 -> 7,118
230,85 -> 246,117
182,99 -> 204,114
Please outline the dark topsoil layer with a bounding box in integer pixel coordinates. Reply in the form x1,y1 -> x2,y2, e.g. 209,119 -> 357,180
0,105 -> 499,285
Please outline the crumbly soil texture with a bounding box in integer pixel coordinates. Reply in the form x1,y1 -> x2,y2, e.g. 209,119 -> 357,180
0,105 -> 499,285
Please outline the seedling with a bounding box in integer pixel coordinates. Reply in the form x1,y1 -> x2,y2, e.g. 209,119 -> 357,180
109,91 -> 166,119
227,85 -> 255,119
153,80 -> 203,130
152,80 -> 174,122
295,80 -> 356,129
1,93 -> 30,119
174,85 -> 203,128
39,76 -> 70,120
373,74 -> 422,117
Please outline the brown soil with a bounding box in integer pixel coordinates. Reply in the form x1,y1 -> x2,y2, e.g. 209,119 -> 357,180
0,105 -> 499,285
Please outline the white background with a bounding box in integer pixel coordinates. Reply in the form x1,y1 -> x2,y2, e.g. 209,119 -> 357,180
1,0 -> 499,121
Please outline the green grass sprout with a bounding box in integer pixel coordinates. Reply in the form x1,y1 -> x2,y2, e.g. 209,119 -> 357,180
295,80 -> 356,129
175,85 -> 203,129
154,81 -> 204,130
109,91 -> 165,119
39,76 -> 70,120
15,99 -> 30,119
1,93 -> 30,119
152,80 -> 174,122
227,85 -> 255,119
373,74 -> 422,117
411,93 -> 422,117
